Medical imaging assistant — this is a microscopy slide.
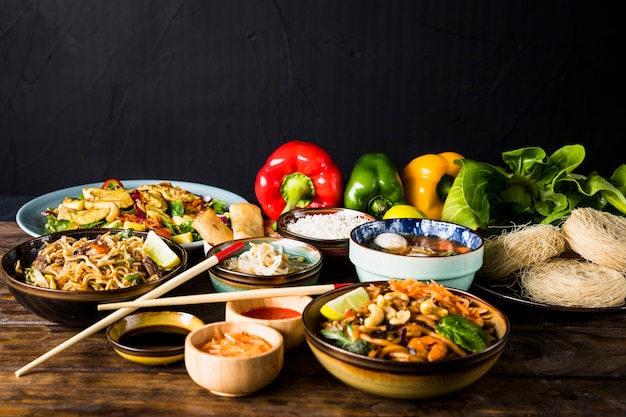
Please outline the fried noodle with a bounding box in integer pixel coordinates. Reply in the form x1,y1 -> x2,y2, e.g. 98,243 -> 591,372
21,232 -> 157,291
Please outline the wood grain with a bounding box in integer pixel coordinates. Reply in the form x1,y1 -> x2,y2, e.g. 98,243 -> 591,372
1,222 -> 625,416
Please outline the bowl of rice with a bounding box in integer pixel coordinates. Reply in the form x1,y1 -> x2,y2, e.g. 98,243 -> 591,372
276,208 -> 375,259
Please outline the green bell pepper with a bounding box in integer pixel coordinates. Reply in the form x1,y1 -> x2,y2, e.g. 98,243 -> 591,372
344,153 -> 405,219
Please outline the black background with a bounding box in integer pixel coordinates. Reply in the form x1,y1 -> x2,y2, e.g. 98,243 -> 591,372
1,1 -> 623,206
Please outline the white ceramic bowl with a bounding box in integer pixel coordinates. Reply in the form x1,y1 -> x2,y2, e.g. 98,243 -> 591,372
349,218 -> 484,290
225,295 -> 312,352
185,321 -> 284,397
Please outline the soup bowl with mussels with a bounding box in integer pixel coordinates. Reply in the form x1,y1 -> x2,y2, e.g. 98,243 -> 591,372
349,218 -> 484,290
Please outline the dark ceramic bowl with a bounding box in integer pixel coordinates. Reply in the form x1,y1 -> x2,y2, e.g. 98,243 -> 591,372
106,311 -> 205,366
206,237 -> 323,292
303,281 -> 509,399
276,207 -> 375,258
1,229 -> 187,327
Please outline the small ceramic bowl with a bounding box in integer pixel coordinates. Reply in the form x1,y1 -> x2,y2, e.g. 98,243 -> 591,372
303,282 -> 509,399
276,207 -> 375,258
0,229 -> 187,326
106,311 -> 205,366
185,321 -> 284,397
349,218 -> 484,290
225,295 -> 312,352
206,237 -> 323,292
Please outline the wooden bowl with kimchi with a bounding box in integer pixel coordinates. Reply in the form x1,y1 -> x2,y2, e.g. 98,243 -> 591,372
302,280 -> 509,399
1,229 -> 187,326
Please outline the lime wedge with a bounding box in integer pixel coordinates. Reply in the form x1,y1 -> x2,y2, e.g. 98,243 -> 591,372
143,230 -> 181,269
171,232 -> 194,244
320,287 -> 371,320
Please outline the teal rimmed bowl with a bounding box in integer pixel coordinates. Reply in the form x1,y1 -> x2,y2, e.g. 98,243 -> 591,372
205,237 -> 323,292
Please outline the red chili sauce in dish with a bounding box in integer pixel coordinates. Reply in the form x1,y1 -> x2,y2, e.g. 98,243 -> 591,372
241,306 -> 301,320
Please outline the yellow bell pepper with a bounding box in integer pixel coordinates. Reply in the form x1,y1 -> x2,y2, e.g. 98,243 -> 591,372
401,152 -> 464,219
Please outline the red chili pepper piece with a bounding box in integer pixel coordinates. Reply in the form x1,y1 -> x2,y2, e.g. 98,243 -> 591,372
255,140 -> 344,220
101,179 -> 124,190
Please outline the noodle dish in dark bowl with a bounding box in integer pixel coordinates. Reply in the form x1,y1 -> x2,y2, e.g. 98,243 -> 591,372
0,229 -> 187,327
302,280 -> 509,399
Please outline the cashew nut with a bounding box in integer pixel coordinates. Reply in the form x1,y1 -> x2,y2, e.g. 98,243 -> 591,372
384,291 -> 409,302
84,201 -> 120,223
364,303 -> 385,328
383,305 -> 397,320
375,294 -> 389,308
389,309 -> 411,325
419,299 -> 448,317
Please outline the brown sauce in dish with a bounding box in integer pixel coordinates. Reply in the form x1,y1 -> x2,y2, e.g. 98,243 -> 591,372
242,306 -> 301,320
118,325 -> 190,350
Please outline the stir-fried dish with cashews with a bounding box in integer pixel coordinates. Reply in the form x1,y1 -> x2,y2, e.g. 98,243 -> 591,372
319,279 -> 497,362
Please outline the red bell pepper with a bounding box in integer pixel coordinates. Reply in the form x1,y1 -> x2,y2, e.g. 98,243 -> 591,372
255,140 -> 344,220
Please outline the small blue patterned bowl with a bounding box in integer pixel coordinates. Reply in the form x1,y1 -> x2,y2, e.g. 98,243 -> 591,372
349,219 -> 484,290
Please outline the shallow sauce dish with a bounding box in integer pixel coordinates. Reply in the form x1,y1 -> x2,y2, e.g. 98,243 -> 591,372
106,311 -> 205,366
0,229 -> 187,326
276,207 -> 375,258
302,282 -> 509,399
349,218 -> 484,290
185,321 -> 284,397
206,237 -> 322,292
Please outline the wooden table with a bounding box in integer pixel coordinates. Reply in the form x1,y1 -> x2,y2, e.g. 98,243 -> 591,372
1,221 -> 625,416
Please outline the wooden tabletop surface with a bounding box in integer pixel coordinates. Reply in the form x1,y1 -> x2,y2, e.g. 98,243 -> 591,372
1,220 -> 625,416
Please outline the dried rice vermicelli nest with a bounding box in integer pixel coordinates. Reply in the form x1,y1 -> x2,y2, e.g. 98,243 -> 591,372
562,207 -> 626,272
479,224 -> 566,279
518,258 -> 626,308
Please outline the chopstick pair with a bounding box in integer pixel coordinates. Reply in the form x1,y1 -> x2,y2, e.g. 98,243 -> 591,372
15,241 -> 245,378
97,283 -> 350,310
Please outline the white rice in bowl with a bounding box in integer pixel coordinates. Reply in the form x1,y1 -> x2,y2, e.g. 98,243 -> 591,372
286,212 -> 371,240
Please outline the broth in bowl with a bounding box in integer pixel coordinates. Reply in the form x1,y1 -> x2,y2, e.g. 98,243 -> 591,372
367,232 -> 472,256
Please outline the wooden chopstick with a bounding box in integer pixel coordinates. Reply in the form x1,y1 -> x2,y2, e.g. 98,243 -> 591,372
14,241 -> 244,378
97,283 -> 350,310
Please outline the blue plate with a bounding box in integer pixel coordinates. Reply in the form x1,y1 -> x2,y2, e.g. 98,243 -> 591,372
16,180 -> 247,251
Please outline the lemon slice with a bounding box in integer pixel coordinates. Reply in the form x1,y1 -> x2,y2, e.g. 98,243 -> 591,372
171,232 -> 194,244
143,230 -> 181,269
320,287 -> 371,320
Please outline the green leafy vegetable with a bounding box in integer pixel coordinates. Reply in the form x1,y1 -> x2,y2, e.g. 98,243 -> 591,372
208,198 -> 228,214
44,213 -> 73,233
169,201 -> 185,218
441,144 -> 626,230
320,323 -> 372,355
436,314 -> 494,353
